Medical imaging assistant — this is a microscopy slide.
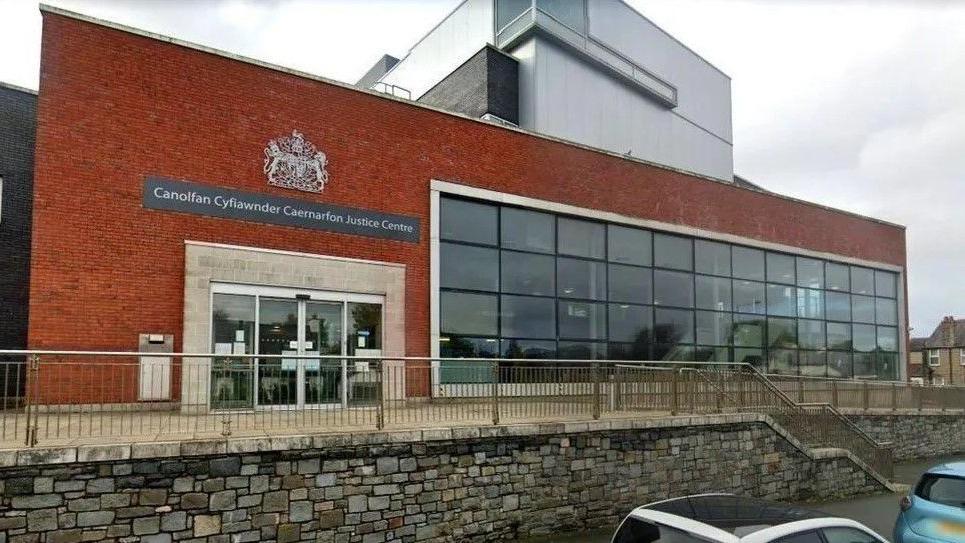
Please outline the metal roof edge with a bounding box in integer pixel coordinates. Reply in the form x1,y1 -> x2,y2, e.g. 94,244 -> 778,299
0,81 -> 38,96
36,4 -> 904,231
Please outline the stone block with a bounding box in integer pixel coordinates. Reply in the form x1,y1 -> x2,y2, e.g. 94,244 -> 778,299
130,441 -> 180,459
47,530 -> 83,543
210,490 -> 237,511
139,488 -> 168,506
161,511 -> 187,531
77,444 -> 130,463
210,457 -> 242,477
318,509 -> 344,529
289,501 -> 312,522
77,511 -> 115,527
277,523 -> 300,543
322,459 -> 348,472
297,458 -> 320,474
140,535 -> 172,543
348,495 -> 367,513
377,457 -> 399,475
12,494 -> 62,509
194,514 -> 221,537
17,447 -> 77,466
181,493 -> 208,510
100,493 -> 131,508
85,478 -> 115,494
27,508 -> 58,531
262,491 -> 289,512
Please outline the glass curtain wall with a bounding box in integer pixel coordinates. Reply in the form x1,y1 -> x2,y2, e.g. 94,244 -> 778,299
439,196 -> 901,380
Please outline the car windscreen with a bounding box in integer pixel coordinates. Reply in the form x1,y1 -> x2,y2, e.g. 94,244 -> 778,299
613,518 -> 717,543
915,474 -> 965,508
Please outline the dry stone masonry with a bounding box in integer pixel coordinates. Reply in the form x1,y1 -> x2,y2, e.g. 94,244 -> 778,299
0,414 -> 891,543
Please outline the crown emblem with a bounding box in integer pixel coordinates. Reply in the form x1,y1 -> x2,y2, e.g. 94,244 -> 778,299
263,130 -> 329,193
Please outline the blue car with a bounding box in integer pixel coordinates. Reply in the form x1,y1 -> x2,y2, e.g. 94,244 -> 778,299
895,461 -> 965,543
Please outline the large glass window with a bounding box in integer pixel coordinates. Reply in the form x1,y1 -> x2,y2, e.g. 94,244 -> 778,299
500,295 -> 555,338
654,270 -> 694,308
497,0 -> 531,31
654,234 -> 692,271
441,243 -> 498,291
536,0 -> 586,32
696,275 -> 731,311
501,207 -> 554,253
695,240 -> 731,276
608,264 -> 652,304
558,258 -> 606,300
608,225 -> 651,266
438,197 -> 904,372
558,217 -> 605,259
501,251 -> 554,296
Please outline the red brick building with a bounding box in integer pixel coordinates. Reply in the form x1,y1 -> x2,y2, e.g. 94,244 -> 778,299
27,7 -> 908,408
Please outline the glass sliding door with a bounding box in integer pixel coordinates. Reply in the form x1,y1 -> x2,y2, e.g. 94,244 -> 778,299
304,302 -> 343,405
210,294 -> 256,410
258,299 -> 300,407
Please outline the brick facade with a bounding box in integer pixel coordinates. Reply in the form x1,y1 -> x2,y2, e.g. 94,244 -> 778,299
29,11 -> 907,394
0,84 -> 36,353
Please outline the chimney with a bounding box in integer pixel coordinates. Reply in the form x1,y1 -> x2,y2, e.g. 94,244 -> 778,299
941,316 -> 956,346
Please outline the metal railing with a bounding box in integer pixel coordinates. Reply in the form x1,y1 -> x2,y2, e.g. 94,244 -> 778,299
0,351 -> 957,478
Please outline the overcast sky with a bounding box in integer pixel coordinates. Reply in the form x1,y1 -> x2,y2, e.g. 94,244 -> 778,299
1,0 -> 963,336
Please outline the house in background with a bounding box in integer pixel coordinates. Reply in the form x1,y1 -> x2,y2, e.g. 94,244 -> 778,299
909,316 -> 965,386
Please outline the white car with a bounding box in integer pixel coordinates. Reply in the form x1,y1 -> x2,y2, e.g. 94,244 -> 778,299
612,494 -> 888,543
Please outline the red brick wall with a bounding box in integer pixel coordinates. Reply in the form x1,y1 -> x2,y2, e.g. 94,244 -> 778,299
30,14 -> 907,373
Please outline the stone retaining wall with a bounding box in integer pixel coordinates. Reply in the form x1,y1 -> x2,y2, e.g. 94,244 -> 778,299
845,410 -> 965,460
0,414 -> 891,543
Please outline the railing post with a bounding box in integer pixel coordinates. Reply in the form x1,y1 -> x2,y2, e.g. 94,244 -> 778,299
831,380 -> 838,408
891,382 -> 898,412
738,367 -> 746,408
715,370 -> 723,413
24,354 -> 40,448
918,383 -> 924,411
863,381 -> 870,411
490,360 -> 499,425
592,363 -> 601,420
670,368 -> 679,416
376,360 -> 385,431
797,376 -> 805,403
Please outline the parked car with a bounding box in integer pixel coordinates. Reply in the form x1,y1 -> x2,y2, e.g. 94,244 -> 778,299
894,461 -> 965,543
612,494 -> 887,543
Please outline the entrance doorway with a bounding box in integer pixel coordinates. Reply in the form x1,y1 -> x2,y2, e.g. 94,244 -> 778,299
209,284 -> 383,410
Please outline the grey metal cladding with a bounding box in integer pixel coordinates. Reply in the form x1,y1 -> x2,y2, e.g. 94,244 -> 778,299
356,54 -> 401,88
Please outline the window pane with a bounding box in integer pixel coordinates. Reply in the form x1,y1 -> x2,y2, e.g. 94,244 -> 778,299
853,324 -> 876,352
822,527 -> 879,543
500,295 -> 555,338
768,350 -> 798,375
796,257 -> 824,288
696,311 -> 732,346
826,291 -> 851,321
876,298 -> 898,325
853,352 -> 875,379
766,284 -> 796,317
441,243 -> 498,291
766,253 -> 795,284
695,240 -> 731,276
609,342 -> 650,361
558,341 -> 607,360
608,304 -> 653,343
851,266 -> 874,295
441,292 -> 497,335
798,320 -> 825,349
877,326 -> 898,351
800,351 -> 827,377
735,348 -> 765,369
440,198 -> 497,245
558,258 -> 606,300
501,207 -> 554,253
654,234 -> 692,271
696,275 -> 732,311
695,346 -> 731,362
852,295 -> 875,323
497,0 -> 531,30
501,339 -> 555,359
501,250 -> 555,296
654,344 -> 695,361
536,0 -> 586,32
827,322 -> 852,350
559,301 -> 606,340
797,288 -> 824,319
653,270 -> 694,308
875,270 -> 897,298
608,264 -> 652,304
654,308 -> 694,344
734,280 -> 766,314
557,217 -> 605,259
733,246 -> 765,281
828,352 -> 853,379
732,314 -> 765,347
440,336 -> 499,358
877,352 -> 898,380
768,317 -> 797,349
826,262 -> 850,291
608,225 -> 651,266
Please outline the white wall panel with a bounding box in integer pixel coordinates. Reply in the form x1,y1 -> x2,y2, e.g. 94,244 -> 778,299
378,0 -> 494,99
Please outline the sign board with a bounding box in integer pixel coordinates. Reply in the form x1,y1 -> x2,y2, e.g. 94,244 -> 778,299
143,177 -> 420,243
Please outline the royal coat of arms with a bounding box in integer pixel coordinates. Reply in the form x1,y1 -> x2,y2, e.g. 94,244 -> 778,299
263,130 -> 329,193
